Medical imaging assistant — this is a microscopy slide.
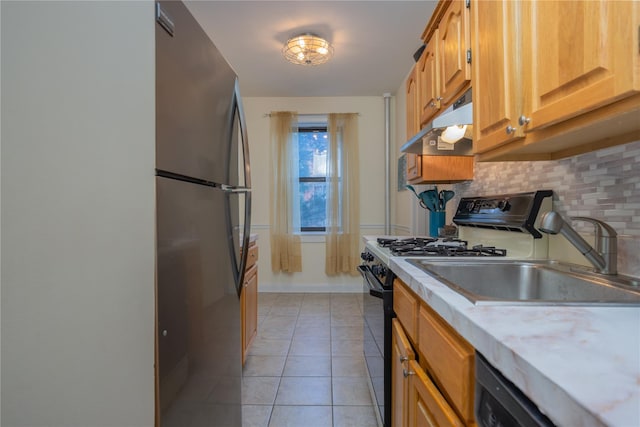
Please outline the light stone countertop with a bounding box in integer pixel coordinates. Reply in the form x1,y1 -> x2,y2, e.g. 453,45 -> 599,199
363,236 -> 640,427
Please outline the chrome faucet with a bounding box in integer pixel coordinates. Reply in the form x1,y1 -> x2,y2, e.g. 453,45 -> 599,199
539,211 -> 618,275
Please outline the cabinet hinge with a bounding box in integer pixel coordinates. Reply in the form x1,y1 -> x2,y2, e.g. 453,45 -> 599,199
466,0 -> 470,9
466,49 -> 472,64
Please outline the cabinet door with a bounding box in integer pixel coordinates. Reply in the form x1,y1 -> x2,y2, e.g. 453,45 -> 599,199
406,153 -> 422,182
418,304 -> 474,425
392,319 -> 415,427
241,263 -> 258,365
524,0 -> 640,132
409,155 -> 474,184
438,0 -> 471,106
419,39 -> 440,126
406,66 -> 420,138
407,360 -> 464,427
472,0 -> 523,153
245,266 -> 258,349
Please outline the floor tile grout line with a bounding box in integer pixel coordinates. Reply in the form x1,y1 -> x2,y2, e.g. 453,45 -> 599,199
248,293 -> 374,426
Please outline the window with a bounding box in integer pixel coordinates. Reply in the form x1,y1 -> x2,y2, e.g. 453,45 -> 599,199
297,124 -> 328,232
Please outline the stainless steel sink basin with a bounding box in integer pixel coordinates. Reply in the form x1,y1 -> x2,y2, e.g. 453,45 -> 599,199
406,259 -> 640,305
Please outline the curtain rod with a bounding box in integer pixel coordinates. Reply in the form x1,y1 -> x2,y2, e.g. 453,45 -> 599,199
262,112 -> 361,117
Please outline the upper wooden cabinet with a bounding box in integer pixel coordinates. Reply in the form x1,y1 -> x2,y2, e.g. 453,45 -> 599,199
471,0 -> 523,152
406,66 -> 420,138
473,0 -> 640,160
409,155 -> 474,184
418,39 -> 440,126
405,0 -> 474,185
419,0 -> 472,128
405,67 -> 422,182
437,0 -> 471,107
523,0 -> 640,132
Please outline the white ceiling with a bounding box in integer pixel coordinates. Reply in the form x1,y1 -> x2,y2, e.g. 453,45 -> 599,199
185,1 -> 438,97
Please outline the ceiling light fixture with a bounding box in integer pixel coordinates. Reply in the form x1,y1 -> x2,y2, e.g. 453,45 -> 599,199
282,34 -> 333,66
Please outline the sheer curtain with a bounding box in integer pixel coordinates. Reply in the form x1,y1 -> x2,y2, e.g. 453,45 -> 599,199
325,113 -> 360,276
270,111 -> 302,273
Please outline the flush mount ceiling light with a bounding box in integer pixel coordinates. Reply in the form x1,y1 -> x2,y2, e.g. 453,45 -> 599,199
282,34 -> 333,66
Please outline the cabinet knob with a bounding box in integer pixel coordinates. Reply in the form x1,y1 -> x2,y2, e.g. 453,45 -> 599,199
403,369 -> 415,378
399,356 -> 409,362
162,330 -> 168,337
518,115 -> 531,126
505,125 -> 516,134
430,101 -> 436,108
436,96 -> 443,101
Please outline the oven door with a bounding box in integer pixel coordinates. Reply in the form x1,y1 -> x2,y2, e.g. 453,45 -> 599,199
359,265 -> 393,427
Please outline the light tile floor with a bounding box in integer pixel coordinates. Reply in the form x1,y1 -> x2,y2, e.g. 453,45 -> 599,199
242,292 -> 379,427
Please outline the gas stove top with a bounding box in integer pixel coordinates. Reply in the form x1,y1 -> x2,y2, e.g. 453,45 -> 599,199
363,190 -> 554,266
377,237 -> 507,257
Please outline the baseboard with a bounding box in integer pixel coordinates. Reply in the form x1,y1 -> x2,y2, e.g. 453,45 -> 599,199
259,282 -> 365,293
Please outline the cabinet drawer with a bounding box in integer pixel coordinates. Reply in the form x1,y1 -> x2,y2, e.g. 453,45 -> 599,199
393,279 -> 418,344
246,243 -> 258,271
408,359 -> 464,427
418,304 -> 474,424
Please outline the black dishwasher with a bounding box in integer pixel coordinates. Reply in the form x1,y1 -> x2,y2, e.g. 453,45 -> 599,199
475,352 -> 556,427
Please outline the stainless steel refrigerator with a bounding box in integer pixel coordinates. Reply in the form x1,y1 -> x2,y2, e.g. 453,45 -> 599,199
155,2 -> 251,425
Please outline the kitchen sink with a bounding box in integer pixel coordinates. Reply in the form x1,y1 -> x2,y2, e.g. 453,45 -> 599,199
406,259 -> 640,306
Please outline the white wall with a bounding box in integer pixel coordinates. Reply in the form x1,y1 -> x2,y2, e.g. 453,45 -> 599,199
392,68 -> 430,236
244,96 -> 387,292
1,2 -> 156,426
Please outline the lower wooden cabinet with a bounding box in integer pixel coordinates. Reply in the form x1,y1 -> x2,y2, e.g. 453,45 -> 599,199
392,319 -> 415,427
393,278 -> 419,344
418,304 -> 475,424
393,278 -> 476,426
408,360 -> 465,427
241,242 -> 258,365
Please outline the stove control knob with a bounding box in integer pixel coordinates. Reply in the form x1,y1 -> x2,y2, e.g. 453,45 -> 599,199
497,200 -> 510,211
371,265 -> 387,276
360,252 -> 374,262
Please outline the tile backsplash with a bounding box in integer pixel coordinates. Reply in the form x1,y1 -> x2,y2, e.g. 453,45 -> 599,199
451,140 -> 640,277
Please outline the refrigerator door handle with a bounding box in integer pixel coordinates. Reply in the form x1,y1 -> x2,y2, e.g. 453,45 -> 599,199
235,78 -> 251,189
233,78 -> 252,298
220,184 -> 252,193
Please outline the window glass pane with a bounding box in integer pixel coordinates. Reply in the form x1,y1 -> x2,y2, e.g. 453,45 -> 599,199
298,131 -> 328,178
299,181 -> 327,229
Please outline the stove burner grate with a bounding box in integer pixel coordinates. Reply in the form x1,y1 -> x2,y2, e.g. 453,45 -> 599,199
379,237 -> 507,257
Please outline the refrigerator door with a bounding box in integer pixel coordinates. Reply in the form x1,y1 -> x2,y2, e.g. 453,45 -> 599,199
156,176 -> 242,426
156,1 -> 237,185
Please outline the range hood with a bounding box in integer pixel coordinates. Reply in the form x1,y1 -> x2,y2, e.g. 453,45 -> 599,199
401,89 -> 473,155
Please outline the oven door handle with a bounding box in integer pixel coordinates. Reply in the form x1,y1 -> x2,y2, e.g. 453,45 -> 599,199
358,265 -> 386,299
